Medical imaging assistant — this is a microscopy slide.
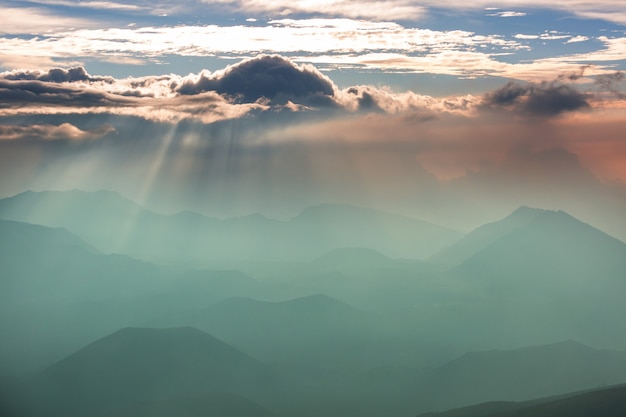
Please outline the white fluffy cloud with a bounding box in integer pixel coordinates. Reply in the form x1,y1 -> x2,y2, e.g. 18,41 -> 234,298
1,17 -> 624,82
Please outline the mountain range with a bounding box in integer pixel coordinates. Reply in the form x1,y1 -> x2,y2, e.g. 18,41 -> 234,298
19,327 -> 289,417
2,190 -> 626,416
418,384 -> 626,417
0,190 -> 461,263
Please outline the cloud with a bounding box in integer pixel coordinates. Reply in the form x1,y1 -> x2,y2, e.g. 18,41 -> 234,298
595,71 -> 625,97
0,123 -> 115,141
32,1 -> 144,11
340,85 -> 478,115
0,6 -> 97,34
566,36 -> 590,44
514,33 -> 569,41
192,1 -> 626,25
177,55 -> 336,105
487,11 -> 527,17
0,56 -> 485,125
202,0 -> 427,21
2,67 -> 111,83
0,66 -> 267,123
1,16 -> 624,83
483,80 -> 590,117
0,78 -> 135,108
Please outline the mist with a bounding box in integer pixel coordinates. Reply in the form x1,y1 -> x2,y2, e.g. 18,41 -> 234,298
2,54 -> 626,417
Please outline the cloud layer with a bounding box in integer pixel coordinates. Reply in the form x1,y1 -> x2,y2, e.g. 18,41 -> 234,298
2,55 -> 620,129
1,10 -> 624,83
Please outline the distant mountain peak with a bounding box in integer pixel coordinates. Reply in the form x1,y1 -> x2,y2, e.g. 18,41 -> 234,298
510,205 -> 545,215
430,204 -> 626,268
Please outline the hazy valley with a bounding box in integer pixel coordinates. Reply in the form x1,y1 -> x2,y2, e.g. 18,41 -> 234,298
1,189 -> 626,417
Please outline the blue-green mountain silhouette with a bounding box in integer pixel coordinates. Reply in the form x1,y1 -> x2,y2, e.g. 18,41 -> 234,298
0,190 -> 461,263
104,392 -> 280,417
150,294 -> 394,378
0,219 -> 165,373
413,340 -> 626,410
428,207 -> 626,347
24,327 -> 287,417
417,383 -> 626,417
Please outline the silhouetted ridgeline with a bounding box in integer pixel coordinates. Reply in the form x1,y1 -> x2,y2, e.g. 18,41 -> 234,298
0,190 -> 461,263
1,191 -> 626,416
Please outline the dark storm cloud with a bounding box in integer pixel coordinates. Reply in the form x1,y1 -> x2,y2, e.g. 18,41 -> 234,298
0,79 -> 136,108
0,56 -> 346,123
555,65 -> 591,83
346,87 -> 383,112
482,81 -> 528,106
0,55 -> 481,126
595,71 -> 625,97
176,55 -> 336,105
483,80 -> 590,117
2,67 -> 112,83
524,84 -> 589,116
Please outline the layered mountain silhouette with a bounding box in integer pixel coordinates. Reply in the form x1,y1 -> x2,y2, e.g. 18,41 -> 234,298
413,340 -> 626,410
450,206 -> 626,281
0,219 -> 167,373
150,294 -> 393,377
434,206 -> 626,274
286,247 -> 439,313
3,193 -> 626,417
0,219 -> 161,303
0,190 -> 461,263
345,340 -> 626,416
105,392 -> 280,417
430,206 -> 546,267
23,327 -> 286,417
426,206 -> 626,347
418,384 -> 626,417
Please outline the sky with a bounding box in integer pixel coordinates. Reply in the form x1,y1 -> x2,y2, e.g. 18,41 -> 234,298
1,0 -> 625,237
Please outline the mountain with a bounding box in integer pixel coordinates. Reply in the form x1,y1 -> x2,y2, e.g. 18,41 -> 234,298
0,219 -> 169,374
0,218 -> 308,376
0,219 -> 98,295
432,206 -> 626,271
290,204 -> 462,259
0,219 -> 161,300
0,190 -> 461,263
418,384 -> 626,417
285,247 -> 441,313
413,340 -> 626,411
23,327 -> 285,417
151,294 -> 395,377
431,207 -> 626,347
322,341 -> 626,417
430,206 -> 544,267
453,207 -> 626,281
0,189 -> 221,263
312,247 -> 409,270
105,392 -> 280,417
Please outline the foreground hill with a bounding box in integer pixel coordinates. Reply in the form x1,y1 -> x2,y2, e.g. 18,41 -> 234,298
105,392 -> 280,417
346,340 -> 626,416
21,327 -> 286,417
418,384 -> 626,417
414,340 -> 626,410
0,190 -> 461,263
